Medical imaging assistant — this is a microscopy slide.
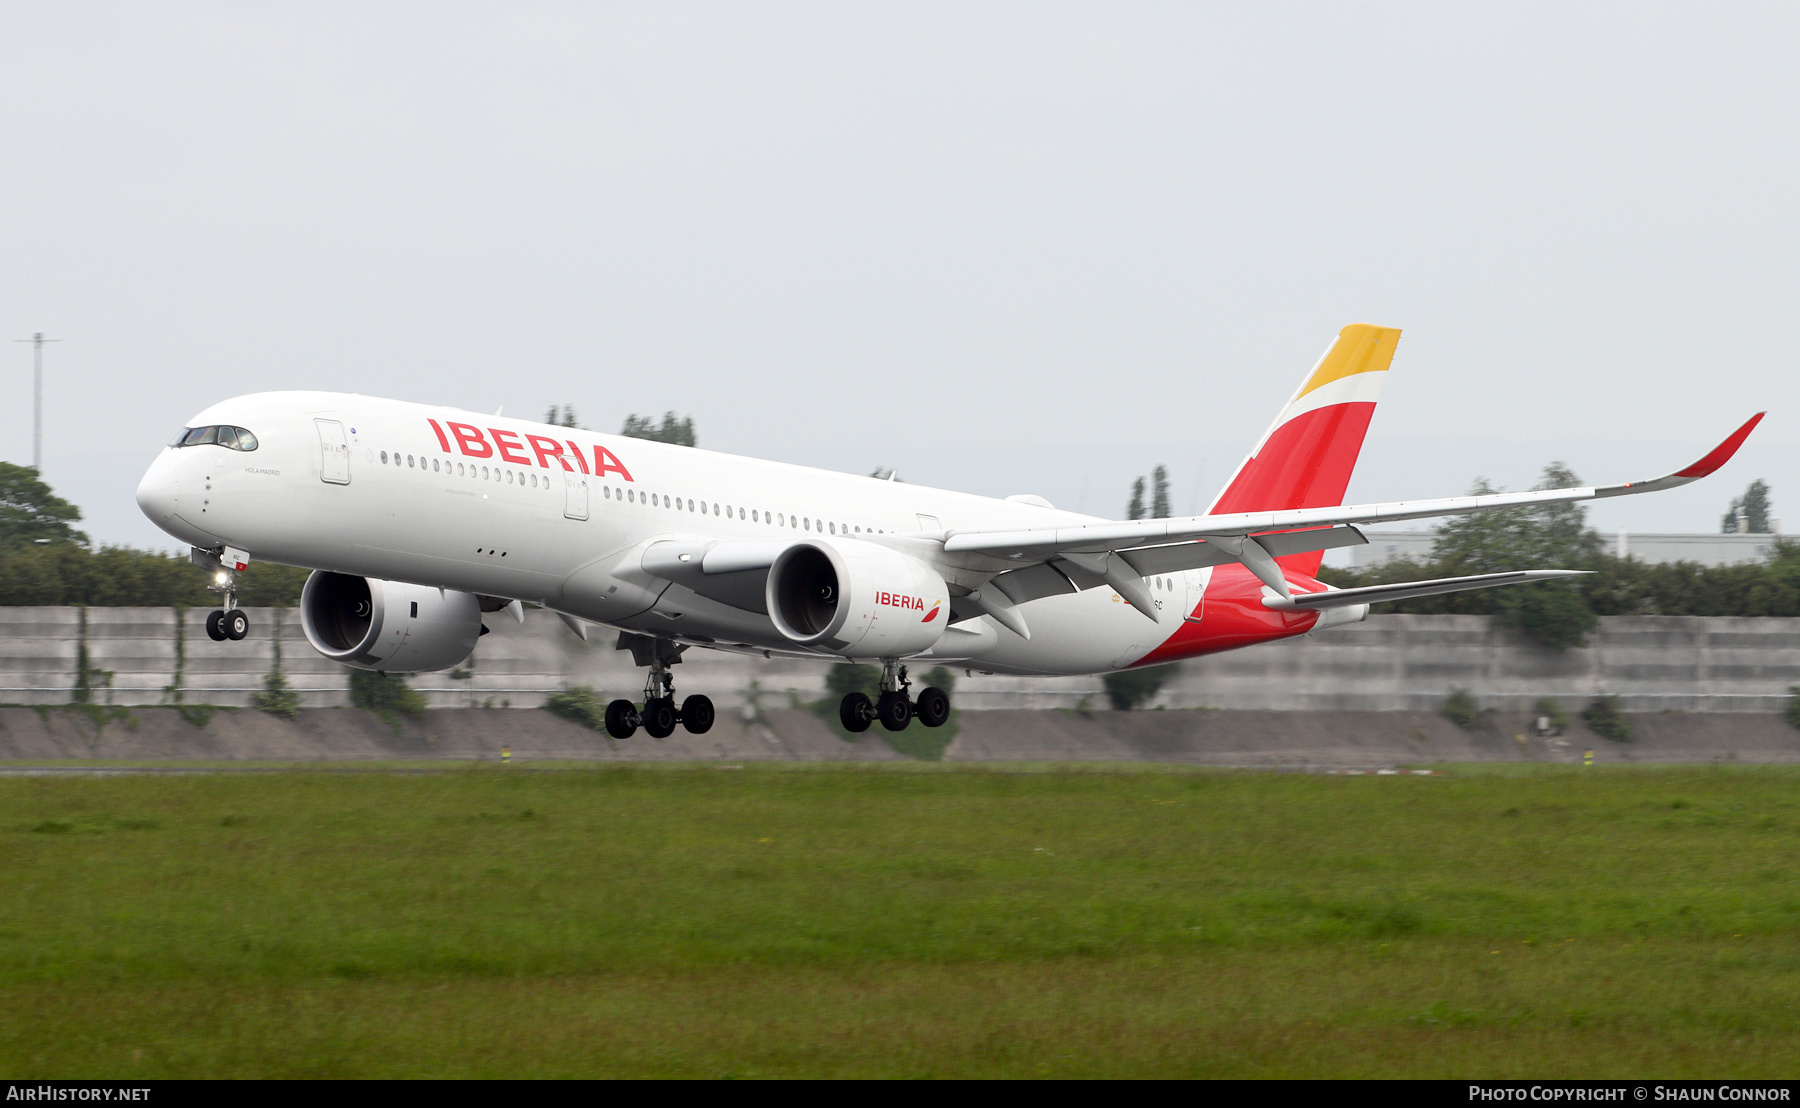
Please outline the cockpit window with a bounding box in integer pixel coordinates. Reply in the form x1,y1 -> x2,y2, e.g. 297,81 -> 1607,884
172,425 -> 259,451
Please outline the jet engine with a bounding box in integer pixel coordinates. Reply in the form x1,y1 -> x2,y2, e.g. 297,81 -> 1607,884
300,571 -> 483,673
766,539 -> 950,658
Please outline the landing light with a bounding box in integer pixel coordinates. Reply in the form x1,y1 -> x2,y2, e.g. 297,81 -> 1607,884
214,571 -> 229,585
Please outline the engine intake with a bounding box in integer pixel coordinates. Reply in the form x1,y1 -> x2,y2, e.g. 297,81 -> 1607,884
300,571 -> 483,673
766,539 -> 949,658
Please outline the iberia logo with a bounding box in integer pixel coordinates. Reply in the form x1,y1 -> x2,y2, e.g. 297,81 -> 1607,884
877,591 -> 940,620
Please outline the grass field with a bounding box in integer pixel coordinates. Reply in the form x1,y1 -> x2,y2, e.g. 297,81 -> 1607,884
2,762 -> 1798,1078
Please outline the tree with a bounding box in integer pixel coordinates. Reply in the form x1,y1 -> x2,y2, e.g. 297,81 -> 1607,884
1431,462 -> 1603,575
545,405 -> 581,429
1126,477 -> 1146,520
1151,465 -> 1171,519
0,463 -> 86,552
1103,664 -> 1173,710
1722,479 -> 1772,533
621,412 -> 696,447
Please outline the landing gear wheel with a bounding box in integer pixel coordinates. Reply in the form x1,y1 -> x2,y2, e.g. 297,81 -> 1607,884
681,694 -> 715,735
605,699 -> 639,739
915,686 -> 951,728
839,692 -> 874,733
223,610 -> 249,641
641,697 -> 677,739
878,691 -> 913,732
204,610 -> 227,642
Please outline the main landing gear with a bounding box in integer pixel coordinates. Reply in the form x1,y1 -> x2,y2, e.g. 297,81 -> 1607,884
605,633 -> 714,740
839,662 -> 951,734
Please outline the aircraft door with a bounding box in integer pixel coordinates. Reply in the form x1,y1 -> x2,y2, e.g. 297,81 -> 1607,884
315,419 -> 350,485
564,473 -> 590,521
1183,568 -> 1206,624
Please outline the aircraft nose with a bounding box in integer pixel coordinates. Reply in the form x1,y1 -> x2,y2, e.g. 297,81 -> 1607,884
135,451 -> 180,526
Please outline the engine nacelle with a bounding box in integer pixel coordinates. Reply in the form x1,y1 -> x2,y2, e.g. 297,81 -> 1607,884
766,539 -> 950,658
300,571 -> 483,673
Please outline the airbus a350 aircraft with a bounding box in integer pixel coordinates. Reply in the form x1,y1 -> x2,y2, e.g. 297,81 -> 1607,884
135,324 -> 1761,739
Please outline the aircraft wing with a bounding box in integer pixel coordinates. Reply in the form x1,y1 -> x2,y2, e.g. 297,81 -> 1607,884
939,414 -> 1762,623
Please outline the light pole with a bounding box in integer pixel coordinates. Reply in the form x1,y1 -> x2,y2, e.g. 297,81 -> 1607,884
14,332 -> 60,473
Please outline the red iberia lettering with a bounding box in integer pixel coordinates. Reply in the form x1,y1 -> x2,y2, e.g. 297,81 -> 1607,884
565,441 -> 590,475
490,428 -> 531,465
427,419 -> 452,452
594,445 -> 634,481
448,422 -> 493,458
526,435 -> 573,471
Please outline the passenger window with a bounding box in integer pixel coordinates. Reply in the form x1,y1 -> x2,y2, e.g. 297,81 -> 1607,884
482,466 -> 490,479
752,510 -> 759,522
712,504 -> 719,515
408,455 -> 415,468
380,451 -> 388,464
687,499 -> 694,511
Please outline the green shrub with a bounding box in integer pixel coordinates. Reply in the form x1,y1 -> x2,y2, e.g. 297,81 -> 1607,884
348,670 -> 427,733
252,670 -> 301,722
825,664 -> 880,701
545,685 -> 607,731
1505,584 -> 1598,652
1440,688 -> 1483,730
1532,697 -> 1570,732
1582,695 -> 1633,742
1102,665 -> 1173,711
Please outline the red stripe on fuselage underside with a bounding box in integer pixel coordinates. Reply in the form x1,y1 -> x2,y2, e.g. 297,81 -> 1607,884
1134,563 -> 1319,667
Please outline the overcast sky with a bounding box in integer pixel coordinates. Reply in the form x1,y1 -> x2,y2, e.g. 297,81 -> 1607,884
4,1 -> 1797,550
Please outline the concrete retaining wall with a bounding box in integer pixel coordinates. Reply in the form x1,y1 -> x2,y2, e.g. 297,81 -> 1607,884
1,608 -> 1797,714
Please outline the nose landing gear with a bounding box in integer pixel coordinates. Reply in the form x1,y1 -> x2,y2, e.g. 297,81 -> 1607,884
838,662 -> 953,734
603,632 -> 715,740
195,548 -> 250,642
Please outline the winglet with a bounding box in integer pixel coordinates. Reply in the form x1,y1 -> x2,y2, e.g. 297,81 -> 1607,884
1597,413 -> 1765,498
1675,412 -> 1764,479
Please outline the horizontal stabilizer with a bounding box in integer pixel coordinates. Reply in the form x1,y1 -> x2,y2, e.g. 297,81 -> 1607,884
1265,570 -> 1589,611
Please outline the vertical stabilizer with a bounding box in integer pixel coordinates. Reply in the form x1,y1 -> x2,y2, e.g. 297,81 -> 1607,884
1208,323 -> 1400,574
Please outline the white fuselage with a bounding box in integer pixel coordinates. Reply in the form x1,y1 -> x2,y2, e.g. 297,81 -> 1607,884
136,392 -> 1215,676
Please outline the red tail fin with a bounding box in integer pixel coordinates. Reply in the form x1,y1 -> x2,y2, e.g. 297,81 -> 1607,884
1208,324 -> 1400,574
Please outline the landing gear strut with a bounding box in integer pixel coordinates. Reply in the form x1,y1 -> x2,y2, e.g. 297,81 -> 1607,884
604,633 -> 714,740
198,552 -> 249,642
839,662 -> 952,734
